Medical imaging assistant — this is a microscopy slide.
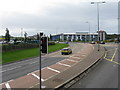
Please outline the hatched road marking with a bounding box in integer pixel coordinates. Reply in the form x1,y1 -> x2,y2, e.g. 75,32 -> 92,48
66,59 -> 78,62
41,78 -> 45,82
104,58 -> 120,65
47,67 -> 60,73
70,56 -> 81,59
5,83 -> 11,90
57,62 -> 71,67
31,73 -> 40,79
111,48 -> 117,61
104,48 -> 119,65
31,73 -> 45,82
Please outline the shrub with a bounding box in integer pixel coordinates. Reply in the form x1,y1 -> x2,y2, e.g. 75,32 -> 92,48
2,41 -> 55,52
2,43 -> 39,52
48,41 -> 55,45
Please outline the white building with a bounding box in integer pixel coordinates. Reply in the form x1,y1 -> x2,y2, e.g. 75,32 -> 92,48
51,31 -> 101,42
51,31 -> 106,41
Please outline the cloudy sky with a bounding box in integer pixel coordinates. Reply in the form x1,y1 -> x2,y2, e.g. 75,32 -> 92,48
0,0 -> 119,37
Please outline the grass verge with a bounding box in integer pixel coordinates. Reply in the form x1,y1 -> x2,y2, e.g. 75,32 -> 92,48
2,43 -> 69,64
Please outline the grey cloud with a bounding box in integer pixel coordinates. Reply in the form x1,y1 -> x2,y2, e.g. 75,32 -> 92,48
1,2 -> 118,36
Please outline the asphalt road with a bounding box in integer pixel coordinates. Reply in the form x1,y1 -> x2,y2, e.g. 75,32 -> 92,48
1,42 -> 83,83
70,43 -> 119,88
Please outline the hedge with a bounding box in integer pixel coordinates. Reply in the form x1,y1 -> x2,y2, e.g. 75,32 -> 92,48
2,41 -> 55,52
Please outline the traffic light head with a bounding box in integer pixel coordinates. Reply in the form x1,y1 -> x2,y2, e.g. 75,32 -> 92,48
41,37 -> 48,53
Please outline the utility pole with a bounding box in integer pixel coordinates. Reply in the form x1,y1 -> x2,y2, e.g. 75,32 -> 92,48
91,1 -> 106,51
85,21 -> 91,42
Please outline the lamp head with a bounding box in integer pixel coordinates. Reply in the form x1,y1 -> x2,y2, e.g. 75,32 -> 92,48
40,32 -> 43,36
91,2 -> 95,4
102,1 -> 106,3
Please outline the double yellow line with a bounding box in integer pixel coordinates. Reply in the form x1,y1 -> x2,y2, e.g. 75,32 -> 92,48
104,48 -> 120,65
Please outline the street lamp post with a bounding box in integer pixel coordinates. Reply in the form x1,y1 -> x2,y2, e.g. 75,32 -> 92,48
91,1 -> 106,51
85,21 -> 91,42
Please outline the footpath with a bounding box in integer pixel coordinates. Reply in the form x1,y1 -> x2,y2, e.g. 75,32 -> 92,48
0,44 -> 105,90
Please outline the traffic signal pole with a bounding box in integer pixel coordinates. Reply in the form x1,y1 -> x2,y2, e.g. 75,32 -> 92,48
39,32 -> 42,89
39,33 -> 48,89
39,32 -> 43,89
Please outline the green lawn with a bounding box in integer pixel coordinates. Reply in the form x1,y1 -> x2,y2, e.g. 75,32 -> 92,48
2,43 -> 69,64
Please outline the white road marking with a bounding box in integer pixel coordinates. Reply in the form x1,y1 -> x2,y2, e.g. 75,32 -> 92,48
41,85 -> 46,88
66,59 -> 78,62
70,57 -> 81,59
2,66 -> 21,73
47,67 -> 60,73
31,73 -> 45,82
41,78 -> 45,82
5,83 -> 11,90
111,48 -> 117,61
31,73 -> 40,79
57,62 -> 71,67
29,61 -> 39,64
2,58 -> 38,67
81,55 -> 86,56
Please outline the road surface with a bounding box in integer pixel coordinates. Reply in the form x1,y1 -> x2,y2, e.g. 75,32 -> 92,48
1,42 -> 84,83
70,43 -> 119,88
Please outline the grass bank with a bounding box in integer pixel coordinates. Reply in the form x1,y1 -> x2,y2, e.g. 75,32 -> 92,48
2,43 -> 69,64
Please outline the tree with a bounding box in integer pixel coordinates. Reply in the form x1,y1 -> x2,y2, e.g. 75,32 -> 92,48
37,33 -> 39,41
5,28 -> 10,43
24,32 -> 27,42
50,34 -> 52,41
14,38 -> 17,43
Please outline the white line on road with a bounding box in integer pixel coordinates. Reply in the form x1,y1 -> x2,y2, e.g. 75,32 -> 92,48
66,59 -> 78,62
2,66 -> 22,73
81,54 -> 86,56
31,73 -> 45,82
29,61 -> 39,64
31,73 -> 40,79
2,58 -> 38,67
5,83 -> 11,90
41,78 -> 45,82
57,62 -> 71,67
111,48 -> 118,61
47,67 -> 60,73
70,57 -> 81,59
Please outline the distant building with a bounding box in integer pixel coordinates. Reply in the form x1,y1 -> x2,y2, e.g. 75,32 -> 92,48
51,31 -> 107,41
28,35 -> 37,40
97,30 -> 107,41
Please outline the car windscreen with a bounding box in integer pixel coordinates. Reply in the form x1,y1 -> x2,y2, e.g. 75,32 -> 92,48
62,49 -> 69,51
